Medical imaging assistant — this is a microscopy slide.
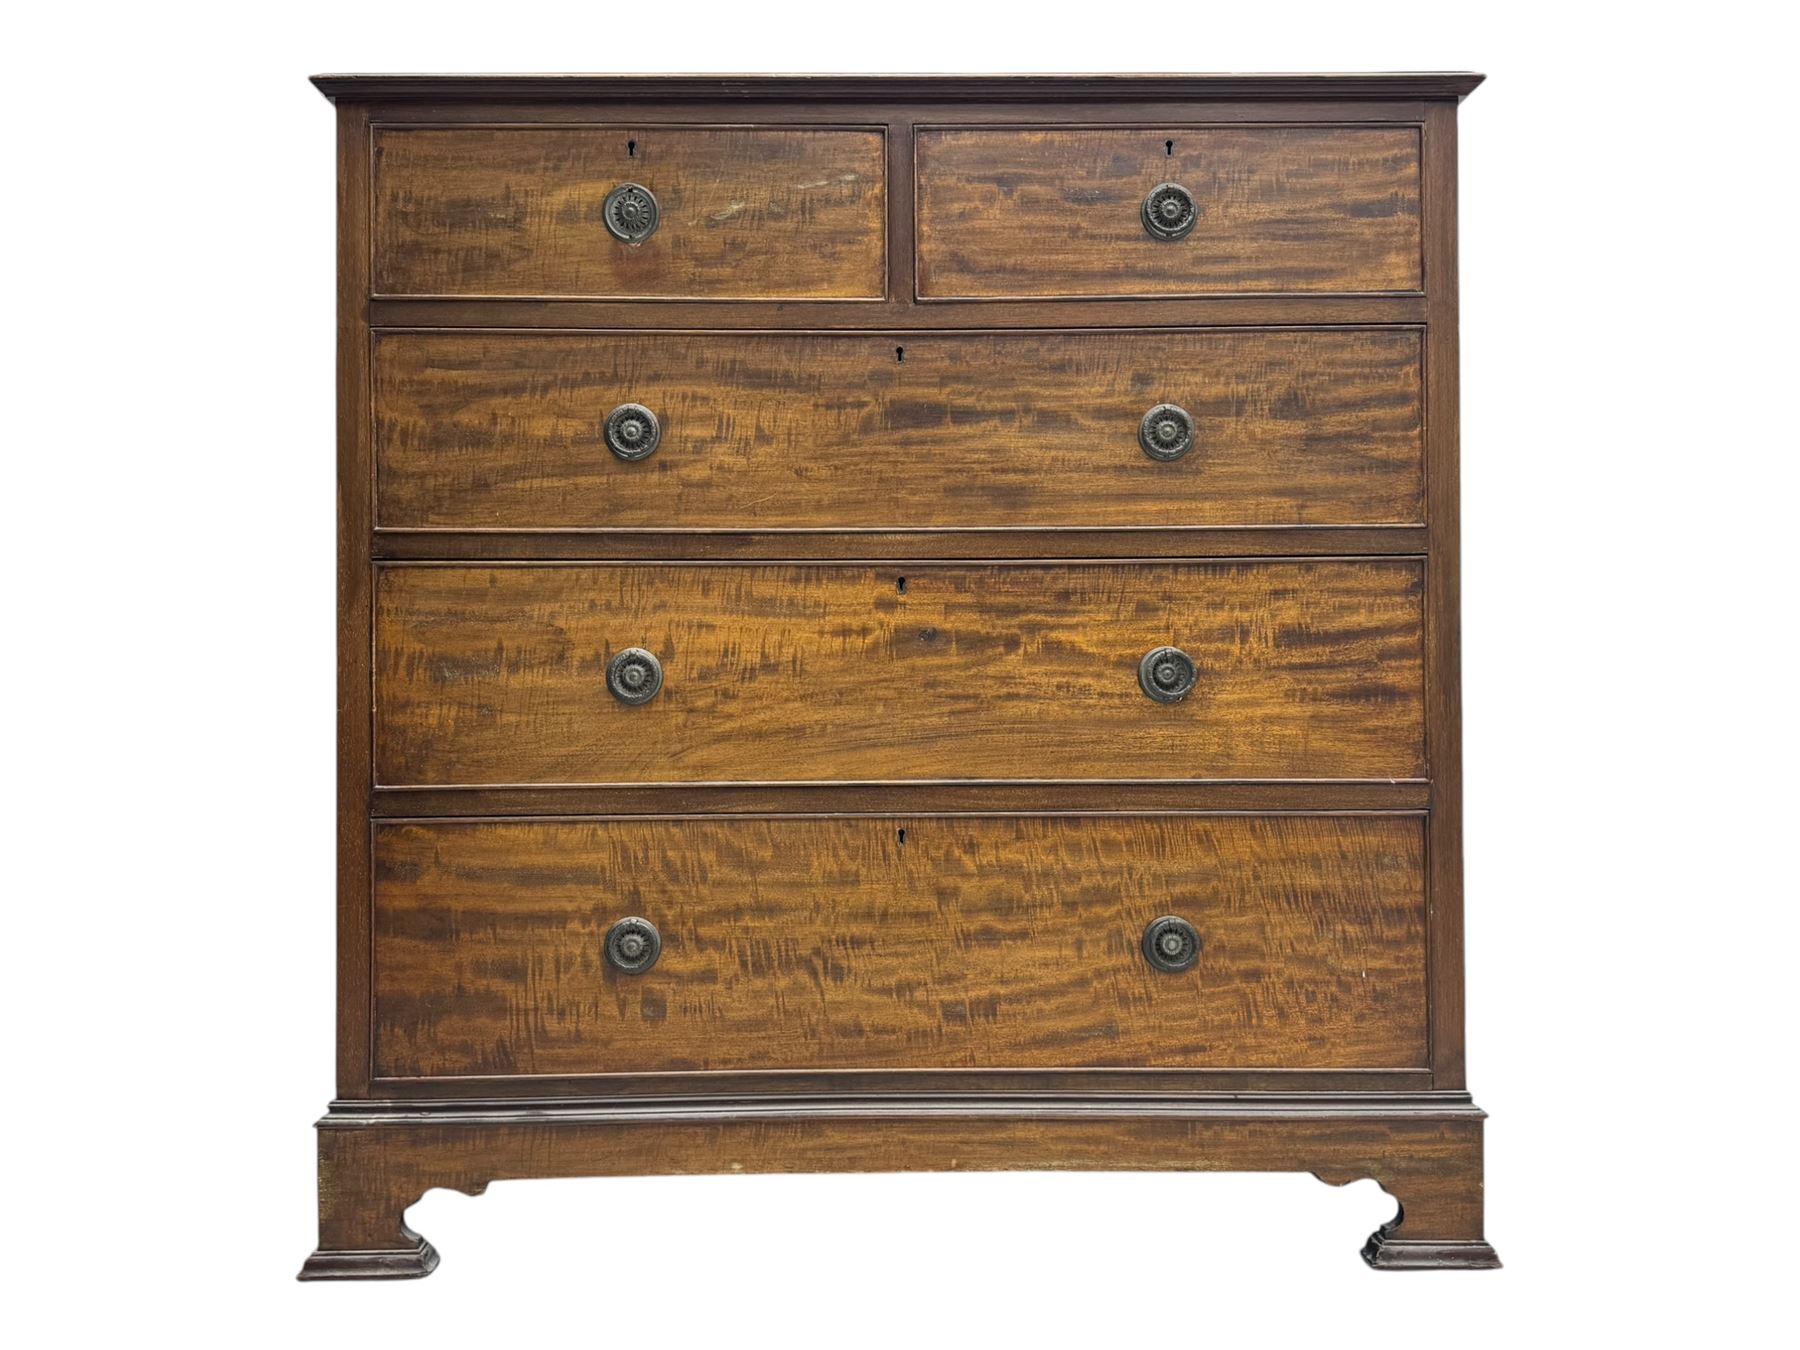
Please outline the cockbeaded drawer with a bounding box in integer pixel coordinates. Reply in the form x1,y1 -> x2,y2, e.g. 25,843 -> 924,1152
372,124 -> 887,300
373,560 -> 1426,786
372,814 -> 1429,1079
374,328 -> 1424,531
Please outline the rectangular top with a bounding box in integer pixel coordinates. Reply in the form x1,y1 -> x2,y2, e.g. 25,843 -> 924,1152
311,72 -> 1485,102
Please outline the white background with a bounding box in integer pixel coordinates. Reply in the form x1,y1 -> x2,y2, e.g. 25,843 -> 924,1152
10,2 -> 1795,1343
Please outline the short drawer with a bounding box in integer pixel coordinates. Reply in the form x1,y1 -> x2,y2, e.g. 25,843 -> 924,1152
374,328 -> 1424,530
916,126 -> 1422,298
372,814 -> 1429,1077
371,125 -> 887,299
373,561 -> 1424,786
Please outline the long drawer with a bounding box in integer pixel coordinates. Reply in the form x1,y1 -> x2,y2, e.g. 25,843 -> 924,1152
372,814 -> 1429,1078
916,126 -> 1422,298
374,328 -> 1424,530
373,561 -> 1425,786
371,125 -> 888,299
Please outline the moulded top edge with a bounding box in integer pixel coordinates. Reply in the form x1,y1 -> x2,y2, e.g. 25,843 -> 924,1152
309,72 -> 1487,103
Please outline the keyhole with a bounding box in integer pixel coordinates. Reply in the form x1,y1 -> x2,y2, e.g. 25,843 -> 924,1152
1165,139 -> 1174,156
897,576 -> 907,594
627,140 -> 637,157
897,828 -> 907,846
896,345 -> 905,363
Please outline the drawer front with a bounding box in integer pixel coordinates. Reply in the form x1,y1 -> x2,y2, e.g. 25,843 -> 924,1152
372,126 -> 887,299
373,561 -> 1424,785
916,127 -> 1422,298
375,329 -> 1424,530
373,814 -> 1428,1077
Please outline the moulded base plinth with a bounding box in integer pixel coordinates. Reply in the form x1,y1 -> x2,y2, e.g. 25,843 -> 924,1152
300,1095 -> 1500,1279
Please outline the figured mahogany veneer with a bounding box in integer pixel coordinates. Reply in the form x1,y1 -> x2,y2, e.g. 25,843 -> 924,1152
372,560 -> 1425,786
306,72 -> 1495,1280
373,125 -> 887,300
372,814 -> 1429,1077
374,328 -> 1425,530
915,126 -> 1423,298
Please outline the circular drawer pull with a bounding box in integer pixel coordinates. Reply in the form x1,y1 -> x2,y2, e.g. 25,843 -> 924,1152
604,403 -> 661,461
602,182 -> 660,242
1138,646 -> 1196,703
1141,182 -> 1197,241
607,647 -> 664,705
1138,403 -> 1194,461
1141,915 -> 1201,973
605,917 -> 662,974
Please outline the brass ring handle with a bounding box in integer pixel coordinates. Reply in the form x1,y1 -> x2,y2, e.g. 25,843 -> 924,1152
1139,646 -> 1196,703
605,917 -> 662,974
1141,182 -> 1197,241
1142,916 -> 1201,973
602,182 -> 660,242
607,648 -> 664,705
604,404 -> 661,461
1138,404 -> 1195,462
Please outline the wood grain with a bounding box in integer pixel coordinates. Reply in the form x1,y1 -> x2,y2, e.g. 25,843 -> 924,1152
372,126 -> 887,299
374,328 -> 1424,530
916,127 -> 1422,297
372,561 -> 1426,786
372,814 -> 1428,1076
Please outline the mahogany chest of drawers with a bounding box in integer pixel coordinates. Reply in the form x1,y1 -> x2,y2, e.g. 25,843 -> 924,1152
302,71 -> 1496,1278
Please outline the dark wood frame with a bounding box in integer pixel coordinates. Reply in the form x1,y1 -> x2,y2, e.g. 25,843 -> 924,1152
304,72 -> 1493,1279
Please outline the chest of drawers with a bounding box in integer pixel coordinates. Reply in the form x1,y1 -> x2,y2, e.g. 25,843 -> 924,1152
302,72 -> 1496,1278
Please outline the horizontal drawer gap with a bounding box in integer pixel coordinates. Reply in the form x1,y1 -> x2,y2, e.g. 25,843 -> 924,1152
367,299 -> 1434,328
372,784 -> 1433,819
